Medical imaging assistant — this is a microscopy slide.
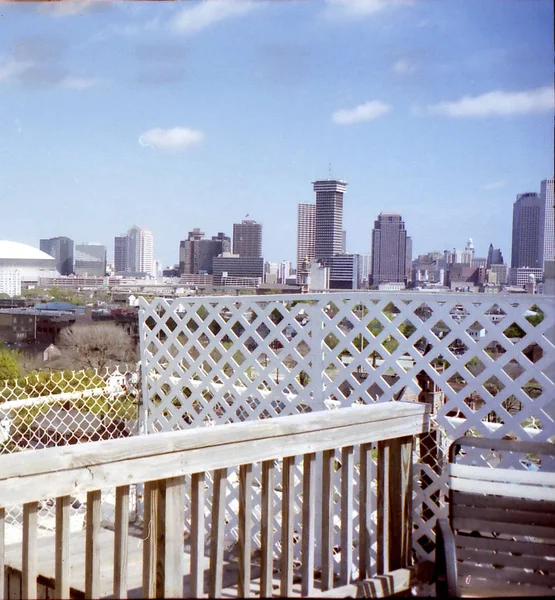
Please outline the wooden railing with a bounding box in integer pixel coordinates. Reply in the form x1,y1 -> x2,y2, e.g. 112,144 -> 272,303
0,402 -> 430,599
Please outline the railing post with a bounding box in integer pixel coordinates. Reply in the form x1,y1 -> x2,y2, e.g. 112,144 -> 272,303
377,436 -> 413,574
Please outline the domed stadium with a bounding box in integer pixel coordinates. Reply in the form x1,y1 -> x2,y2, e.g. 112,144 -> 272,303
0,240 -> 59,283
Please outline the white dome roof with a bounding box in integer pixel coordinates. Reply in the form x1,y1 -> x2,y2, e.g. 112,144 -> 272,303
0,240 -> 55,261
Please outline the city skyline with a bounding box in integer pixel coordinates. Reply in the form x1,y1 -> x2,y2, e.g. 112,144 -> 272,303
1,1 -> 553,267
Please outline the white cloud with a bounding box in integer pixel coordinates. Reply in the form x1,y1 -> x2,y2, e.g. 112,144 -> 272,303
61,77 -> 106,90
428,86 -> 554,118
38,0 -> 108,17
323,0 -> 409,20
393,58 -> 417,75
0,58 -> 33,84
333,100 -> 391,125
139,127 -> 205,151
481,181 -> 505,190
171,0 -> 259,34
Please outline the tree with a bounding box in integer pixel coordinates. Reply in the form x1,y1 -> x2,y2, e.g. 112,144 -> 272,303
0,349 -> 20,381
59,323 -> 137,372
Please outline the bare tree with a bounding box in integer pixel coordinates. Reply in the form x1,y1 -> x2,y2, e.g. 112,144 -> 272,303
59,323 -> 137,372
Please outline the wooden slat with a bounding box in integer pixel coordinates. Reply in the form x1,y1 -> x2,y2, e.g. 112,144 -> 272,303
238,464 -> 253,598
452,436 -> 555,457
377,437 -> 413,574
340,446 -> 354,586
113,486 -> 129,599
452,489 -> 555,513
142,481 -> 158,598
85,490 -> 101,600
0,507 -> 4,599
452,503 -> 555,527
458,563 -> 555,587
209,468 -> 227,598
301,453 -> 316,597
455,533 -> 555,557
0,404 -> 430,506
358,443 -> 372,580
22,501 -> 38,600
452,516 -> 555,539
280,456 -> 295,597
155,478 -> 167,599
321,449 -> 335,591
55,495 -> 71,599
457,547 -> 555,572
450,476 -> 555,501
460,580 -> 555,598
190,471 -> 205,598
260,459 -> 275,598
315,562 -> 434,598
164,476 -> 186,598
450,463 -> 555,486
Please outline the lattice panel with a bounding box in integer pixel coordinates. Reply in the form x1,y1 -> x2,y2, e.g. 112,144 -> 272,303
139,292 -> 555,567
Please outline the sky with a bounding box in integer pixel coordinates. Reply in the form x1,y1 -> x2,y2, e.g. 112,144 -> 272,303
0,0 -> 553,269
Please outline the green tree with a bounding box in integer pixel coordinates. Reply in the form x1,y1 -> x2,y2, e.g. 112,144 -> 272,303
0,349 -> 20,381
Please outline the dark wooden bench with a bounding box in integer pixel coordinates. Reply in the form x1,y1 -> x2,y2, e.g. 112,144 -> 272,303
436,436 -> 555,597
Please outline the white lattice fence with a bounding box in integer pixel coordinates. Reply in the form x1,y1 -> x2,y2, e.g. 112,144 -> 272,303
0,367 -> 141,543
139,292 -> 554,571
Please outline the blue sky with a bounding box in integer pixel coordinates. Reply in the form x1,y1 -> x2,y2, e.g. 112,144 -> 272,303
1,0 -> 553,268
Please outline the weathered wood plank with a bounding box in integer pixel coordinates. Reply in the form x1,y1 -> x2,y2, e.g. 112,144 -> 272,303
0,403 -> 429,482
260,459 -> 275,599
452,436 -> 555,457
452,516 -> 555,539
164,476 -> 186,598
209,468 -> 227,598
454,533 -> 555,557
340,446 -> 354,586
22,501 -> 38,600
452,503 -> 555,527
85,490 -> 101,600
155,479 -> 166,599
113,486 -> 129,599
450,473 -> 555,501
142,480 -> 158,598
301,452 -> 316,597
55,495 -> 71,599
457,547 -> 555,571
358,443 -> 373,580
458,563 -> 555,587
315,562 -> 434,598
321,449 -> 335,592
238,464 -> 253,598
451,489 -> 555,513
280,456 -> 295,597
190,471 -> 206,598
450,463 -> 555,486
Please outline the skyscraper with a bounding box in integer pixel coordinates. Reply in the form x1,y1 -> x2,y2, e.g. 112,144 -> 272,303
296,203 -> 316,284
127,225 -> 155,275
74,244 -> 107,277
313,179 -> 347,260
511,192 -> 543,269
40,236 -> 74,276
487,244 -> 504,267
179,229 -> 230,275
370,212 -> 409,285
114,235 -> 129,273
232,220 -> 262,258
540,177 -> 554,269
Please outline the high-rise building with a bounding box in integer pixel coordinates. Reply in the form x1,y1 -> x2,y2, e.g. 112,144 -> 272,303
74,244 -> 106,277
40,236 -> 74,276
179,229 -> 230,275
511,192 -> 543,269
324,254 -> 361,290
487,244 -> 504,268
114,235 -> 129,273
296,203 -> 316,285
370,212 -> 409,285
540,177 -> 554,269
313,179 -> 347,260
127,225 -> 154,276
232,220 -> 262,258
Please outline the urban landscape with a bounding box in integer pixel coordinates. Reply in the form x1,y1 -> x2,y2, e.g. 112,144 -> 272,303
0,1 -> 553,599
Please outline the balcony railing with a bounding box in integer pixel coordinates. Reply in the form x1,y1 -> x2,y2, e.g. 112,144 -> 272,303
0,401 -> 429,598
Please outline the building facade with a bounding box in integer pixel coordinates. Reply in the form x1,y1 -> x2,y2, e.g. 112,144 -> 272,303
540,177 -> 554,270
127,226 -> 155,276
40,237 -> 74,276
324,254 -> 361,290
212,255 -> 264,285
512,192 -> 543,269
370,212 -> 409,285
487,244 -> 505,268
179,229 -> 230,275
74,244 -> 107,277
114,235 -> 129,273
232,220 -> 262,258
296,203 -> 316,285
313,179 -> 347,260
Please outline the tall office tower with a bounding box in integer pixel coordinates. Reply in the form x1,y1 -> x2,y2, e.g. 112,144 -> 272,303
370,212 -> 409,285
540,177 -> 554,269
232,220 -> 262,258
178,229 -> 230,275
313,179 -> 347,260
40,236 -> 74,276
511,192 -> 543,269
487,244 -> 505,268
114,235 -> 129,273
74,243 -> 107,277
405,236 -> 413,282
127,225 -> 155,275
296,203 -> 316,284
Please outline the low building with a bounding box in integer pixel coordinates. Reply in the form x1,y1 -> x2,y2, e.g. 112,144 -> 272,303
212,254 -> 264,285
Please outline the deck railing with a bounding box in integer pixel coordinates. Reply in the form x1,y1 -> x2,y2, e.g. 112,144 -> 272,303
0,401 -> 429,599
